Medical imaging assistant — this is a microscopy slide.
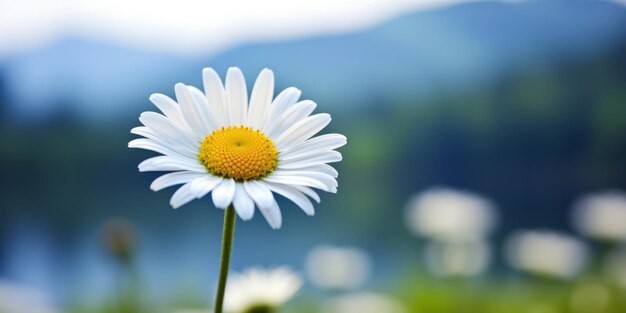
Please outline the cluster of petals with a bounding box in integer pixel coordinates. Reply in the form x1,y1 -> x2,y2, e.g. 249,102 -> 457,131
129,67 -> 346,229
223,267 -> 302,312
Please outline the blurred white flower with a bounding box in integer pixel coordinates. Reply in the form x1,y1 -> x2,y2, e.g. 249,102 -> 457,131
571,190 -> 626,242
405,187 -> 497,241
603,247 -> 626,289
424,239 -> 491,277
0,280 -> 58,313
305,245 -> 371,290
505,231 -> 588,280
223,267 -> 302,313
322,292 -> 405,313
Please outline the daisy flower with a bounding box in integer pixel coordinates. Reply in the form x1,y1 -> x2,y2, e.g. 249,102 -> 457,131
223,267 -> 302,313
505,230 -> 588,280
305,245 -> 371,290
571,190 -> 626,242
405,187 -> 497,241
129,67 -> 346,229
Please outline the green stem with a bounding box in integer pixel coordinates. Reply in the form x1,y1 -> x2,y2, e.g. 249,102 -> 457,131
214,205 -> 237,313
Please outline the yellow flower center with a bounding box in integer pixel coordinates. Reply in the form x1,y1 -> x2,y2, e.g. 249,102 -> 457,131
199,126 -> 278,181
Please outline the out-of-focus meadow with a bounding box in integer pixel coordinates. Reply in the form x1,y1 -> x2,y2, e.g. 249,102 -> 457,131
1,0 -> 626,312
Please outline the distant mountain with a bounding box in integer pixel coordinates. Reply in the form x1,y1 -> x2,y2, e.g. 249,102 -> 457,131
0,39 -> 194,122
2,0 -> 626,123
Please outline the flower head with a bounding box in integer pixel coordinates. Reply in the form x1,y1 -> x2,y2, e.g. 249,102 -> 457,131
424,239 -> 491,278
505,230 -> 588,280
571,190 -> 626,242
305,245 -> 371,290
100,217 -> 136,261
405,187 -> 497,241
223,267 -> 302,313
130,67 -> 346,229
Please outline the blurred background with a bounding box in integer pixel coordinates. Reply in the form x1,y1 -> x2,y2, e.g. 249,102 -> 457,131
1,0 -> 626,312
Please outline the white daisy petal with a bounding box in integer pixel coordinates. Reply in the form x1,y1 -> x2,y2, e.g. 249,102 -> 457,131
138,155 -> 206,173
280,134 -> 347,160
264,174 -> 332,193
150,171 -> 207,191
273,169 -> 338,189
273,87 -> 302,113
247,68 -> 274,129
224,267 -> 302,312
244,180 -> 282,229
266,182 -> 315,216
131,127 -> 199,159
293,185 -> 321,203
282,164 -> 339,178
278,151 -> 343,169
202,67 -> 228,128
266,100 -> 317,140
212,178 -> 237,209
276,113 -> 331,150
262,201 -> 282,230
233,183 -> 255,220
175,83 -> 209,137
170,182 -> 196,209
187,85 -> 219,132
190,175 -> 223,199
138,112 -> 200,151
128,138 -> 192,160
313,164 -> 339,178
244,181 -> 275,208
262,87 -> 302,133
148,93 -> 187,130
225,67 -> 248,126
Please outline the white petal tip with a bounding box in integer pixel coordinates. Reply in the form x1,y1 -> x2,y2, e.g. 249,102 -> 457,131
202,67 -> 217,74
127,139 -> 142,148
239,215 -> 254,221
212,199 -> 231,210
284,87 -> 301,94
266,214 -> 282,229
